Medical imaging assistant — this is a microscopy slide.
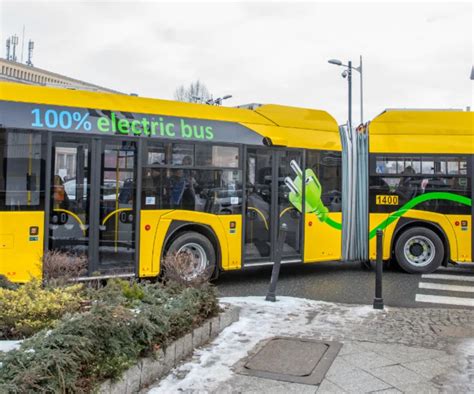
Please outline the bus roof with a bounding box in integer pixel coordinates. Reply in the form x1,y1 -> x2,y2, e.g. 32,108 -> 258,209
369,109 -> 474,154
0,82 -> 340,150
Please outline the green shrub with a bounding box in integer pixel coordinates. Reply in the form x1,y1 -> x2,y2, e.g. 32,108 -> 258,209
119,280 -> 145,301
0,280 -> 219,393
0,280 -> 84,339
0,275 -> 18,290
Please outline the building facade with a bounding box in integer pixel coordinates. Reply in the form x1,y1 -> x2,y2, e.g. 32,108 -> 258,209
0,58 -> 122,94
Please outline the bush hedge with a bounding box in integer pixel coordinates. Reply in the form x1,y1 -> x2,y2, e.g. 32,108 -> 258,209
0,280 -> 84,339
0,280 -> 219,393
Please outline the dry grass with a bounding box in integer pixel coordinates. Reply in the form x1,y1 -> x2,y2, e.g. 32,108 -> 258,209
161,251 -> 213,287
41,250 -> 87,286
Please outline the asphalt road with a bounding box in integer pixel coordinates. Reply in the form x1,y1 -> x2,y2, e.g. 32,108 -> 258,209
215,261 -> 474,309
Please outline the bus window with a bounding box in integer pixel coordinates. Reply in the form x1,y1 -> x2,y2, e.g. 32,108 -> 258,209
195,145 -> 239,168
146,143 -> 165,166
421,158 -> 435,174
142,168 -> 242,214
0,130 -> 45,210
172,143 -> 194,166
371,154 -> 471,214
142,141 -> 242,214
306,150 -> 342,212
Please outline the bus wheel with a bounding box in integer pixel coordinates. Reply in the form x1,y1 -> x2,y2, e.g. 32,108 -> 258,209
166,232 -> 216,282
394,227 -> 444,274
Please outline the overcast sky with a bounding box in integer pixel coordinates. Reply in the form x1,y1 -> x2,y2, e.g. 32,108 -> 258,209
1,0 -> 472,124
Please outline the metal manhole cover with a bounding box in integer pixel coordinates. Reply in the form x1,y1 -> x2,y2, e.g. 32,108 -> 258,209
238,337 -> 342,385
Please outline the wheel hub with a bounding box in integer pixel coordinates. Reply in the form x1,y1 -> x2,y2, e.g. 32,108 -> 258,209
403,235 -> 435,267
177,242 -> 208,280
409,243 -> 424,257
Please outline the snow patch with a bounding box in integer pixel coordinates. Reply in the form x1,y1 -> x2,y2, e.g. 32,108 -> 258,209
0,340 -> 22,353
148,296 -> 377,393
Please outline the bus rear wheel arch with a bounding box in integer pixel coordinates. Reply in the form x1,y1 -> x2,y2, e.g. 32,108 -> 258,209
394,226 -> 445,274
164,230 -> 217,282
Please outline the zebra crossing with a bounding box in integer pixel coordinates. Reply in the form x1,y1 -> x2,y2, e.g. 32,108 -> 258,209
415,267 -> 474,307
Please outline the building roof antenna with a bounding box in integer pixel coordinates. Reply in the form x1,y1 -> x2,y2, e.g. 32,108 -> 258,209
6,38 -> 11,60
26,40 -> 34,67
11,35 -> 18,62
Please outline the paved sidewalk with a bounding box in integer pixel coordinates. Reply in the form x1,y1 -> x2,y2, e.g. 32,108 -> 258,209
147,297 -> 474,393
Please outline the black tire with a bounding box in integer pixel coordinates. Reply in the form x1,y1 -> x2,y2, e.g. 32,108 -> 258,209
166,231 -> 216,281
394,227 -> 444,274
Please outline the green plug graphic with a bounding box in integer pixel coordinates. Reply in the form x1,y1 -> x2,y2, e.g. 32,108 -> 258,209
285,160 -> 329,221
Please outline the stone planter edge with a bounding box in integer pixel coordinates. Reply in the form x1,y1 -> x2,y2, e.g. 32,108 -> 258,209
97,303 -> 240,394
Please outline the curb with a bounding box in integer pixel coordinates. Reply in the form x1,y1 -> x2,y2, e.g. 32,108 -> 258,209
98,304 -> 240,394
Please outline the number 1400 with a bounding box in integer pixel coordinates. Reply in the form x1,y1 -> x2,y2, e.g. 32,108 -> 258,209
376,195 -> 399,205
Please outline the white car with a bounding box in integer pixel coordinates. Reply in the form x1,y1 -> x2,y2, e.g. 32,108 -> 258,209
63,178 -> 123,201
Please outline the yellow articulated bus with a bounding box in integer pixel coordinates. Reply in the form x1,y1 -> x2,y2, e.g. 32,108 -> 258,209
367,110 -> 473,273
0,82 -> 343,282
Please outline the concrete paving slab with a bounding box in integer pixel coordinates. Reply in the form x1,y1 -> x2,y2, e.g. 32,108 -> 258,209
370,364 -> 425,389
395,382 -> 441,393
327,369 -> 392,392
434,354 -> 458,367
359,342 -> 447,364
338,341 -> 369,356
316,378 -> 347,393
216,374 -> 317,394
325,357 -> 358,377
341,351 -> 397,371
402,358 -> 447,380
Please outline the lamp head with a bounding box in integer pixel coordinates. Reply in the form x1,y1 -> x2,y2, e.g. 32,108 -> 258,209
328,59 -> 343,66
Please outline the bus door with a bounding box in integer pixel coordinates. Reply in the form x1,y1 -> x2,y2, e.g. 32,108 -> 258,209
97,141 -> 137,273
276,150 -> 303,260
50,138 -> 91,260
244,148 -> 303,264
49,137 -> 137,275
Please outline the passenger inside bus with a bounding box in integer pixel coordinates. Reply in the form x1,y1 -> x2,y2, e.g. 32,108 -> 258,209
118,178 -> 135,204
395,166 -> 418,202
169,156 -> 196,209
53,175 -> 69,209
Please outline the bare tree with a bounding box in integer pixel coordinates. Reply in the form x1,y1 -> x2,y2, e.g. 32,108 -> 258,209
174,80 -> 212,103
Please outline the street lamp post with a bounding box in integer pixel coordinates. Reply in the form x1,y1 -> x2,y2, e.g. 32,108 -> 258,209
348,60 -> 352,128
359,55 -> 363,124
328,56 -> 363,127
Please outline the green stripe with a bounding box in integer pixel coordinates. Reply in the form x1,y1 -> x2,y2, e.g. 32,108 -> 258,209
321,192 -> 472,237
368,192 -> 471,239
324,216 -> 342,230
